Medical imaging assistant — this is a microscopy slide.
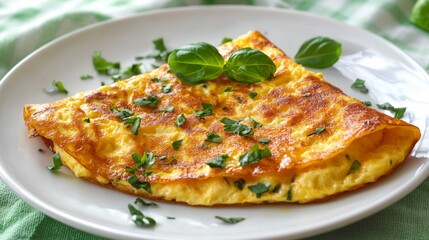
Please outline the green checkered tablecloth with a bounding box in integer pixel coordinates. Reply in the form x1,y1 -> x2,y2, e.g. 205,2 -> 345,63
1,0 -> 428,239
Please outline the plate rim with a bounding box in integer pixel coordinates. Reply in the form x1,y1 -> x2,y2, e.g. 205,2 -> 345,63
1,5 -> 428,240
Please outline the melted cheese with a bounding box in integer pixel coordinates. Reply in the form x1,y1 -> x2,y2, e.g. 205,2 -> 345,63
24,31 -> 421,205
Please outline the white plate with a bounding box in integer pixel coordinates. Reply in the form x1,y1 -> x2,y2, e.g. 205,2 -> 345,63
1,6 -> 429,240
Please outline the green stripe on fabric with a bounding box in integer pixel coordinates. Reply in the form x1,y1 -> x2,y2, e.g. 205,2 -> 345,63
11,8 -> 41,21
330,0 -> 369,21
382,2 -> 411,25
0,37 -> 18,79
364,22 -> 429,54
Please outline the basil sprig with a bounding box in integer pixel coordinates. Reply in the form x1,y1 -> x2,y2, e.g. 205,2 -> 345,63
294,36 -> 342,68
168,43 -> 276,85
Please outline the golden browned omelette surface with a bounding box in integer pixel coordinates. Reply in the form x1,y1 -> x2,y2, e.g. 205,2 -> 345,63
24,31 -> 421,205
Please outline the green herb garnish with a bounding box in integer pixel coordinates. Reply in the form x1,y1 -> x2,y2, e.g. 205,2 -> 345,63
174,114 -> 186,127
362,101 -> 372,107
47,152 -> 63,171
220,117 -> 253,136
172,139 -> 183,150
44,80 -> 69,94
205,132 -> 222,143
248,92 -> 257,99
258,138 -> 271,144
122,63 -> 142,79
349,160 -> 361,174
80,74 -> 94,80
135,197 -> 158,207
307,127 -> 326,136
128,204 -> 156,227
410,0 -> 429,32
205,154 -> 229,168
124,117 -> 141,135
161,84 -> 172,93
234,178 -> 246,190
156,106 -> 174,115
351,79 -> 369,93
168,43 -> 276,85
247,182 -> 270,198
215,216 -> 245,224
376,102 -> 407,119
249,117 -> 263,128
224,48 -> 276,84
127,175 -> 152,193
131,152 -> 156,169
92,51 -> 120,76
83,118 -> 90,123
224,87 -> 234,92
195,103 -> 213,119
111,107 -> 134,120
221,37 -> 233,44
133,94 -> 160,108
239,144 -> 272,166
294,36 -> 342,68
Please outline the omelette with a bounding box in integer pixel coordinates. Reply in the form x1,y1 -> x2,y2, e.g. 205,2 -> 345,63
23,31 -> 421,206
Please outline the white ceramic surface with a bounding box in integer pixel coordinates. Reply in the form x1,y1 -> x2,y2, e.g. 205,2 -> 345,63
1,6 -> 428,240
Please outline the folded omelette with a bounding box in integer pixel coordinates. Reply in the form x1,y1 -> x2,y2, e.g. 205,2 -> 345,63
24,31 -> 421,205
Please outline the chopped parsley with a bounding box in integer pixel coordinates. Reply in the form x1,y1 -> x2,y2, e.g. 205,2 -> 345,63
128,204 -> 156,227
161,84 -> 172,93
172,139 -> 183,150
247,182 -> 270,198
286,187 -> 293,201
224,87 -> 234,92
205,132 -> 222,143
156,106 -> 174,115
80,74 -> 94,80
136,37 -> 169,63
122,63 -> 142,79
134,197 -> 158,207
133,94 -> 160,108
205,154 -> 229,168
302,92 -> 311,97
111,107 -> 134,120
221,37 -> 233,44
362,101 -> 372,107
131,152 -> 156,169
47,152 -> 63,171
234,178 -> 246,190
215,216 -> 245,224
92,51 -> 120,76
349,160 -> 361,174
376,102 -> 407,119
351,78 -> 369,93
195,103 -> 213,119
220,117 -> 253,136
83,118 -> 90,123
239,144 -> 272,166
258,138 -> 271,144
44,80 -> 69,94
248,92 -> 257,99
249,117 -> 263,128
127,175 -> 152,193
174,114 -> 186,127
307,127 -> 326,136
124,117 -> 141,135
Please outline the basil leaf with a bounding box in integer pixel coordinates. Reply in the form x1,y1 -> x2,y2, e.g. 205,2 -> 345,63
135,197 -> 158,207
206,154 -> 229,168
215,216 -> 245,224
205,132 -> 222,143
410,0 -> 429,32
224,48 -> 276,84
195,103 -> 213,119
351,78 -> 369,93
174,114 -> 186,127
294,36 -> 342,68
247,182 -> 270,198
168,42 -> 224,85
220,117 -> 253,136
133,94 -> 160,108
239,144 -> 271,166
172,139 -> 183,150
47,152 -> 63,171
